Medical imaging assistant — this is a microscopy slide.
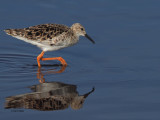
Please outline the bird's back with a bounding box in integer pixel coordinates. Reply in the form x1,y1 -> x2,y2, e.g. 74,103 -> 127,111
5,24 -> 70,41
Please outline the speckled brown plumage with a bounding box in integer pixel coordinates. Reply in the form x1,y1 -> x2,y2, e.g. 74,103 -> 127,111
5,24 -> 70,41
4,23 -> 95,67
4,23 -> 90,52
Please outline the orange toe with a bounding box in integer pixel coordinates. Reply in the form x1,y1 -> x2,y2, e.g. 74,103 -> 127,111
57,57 -> 67,66
37,51 -> 67,67
42,57 -> 67,66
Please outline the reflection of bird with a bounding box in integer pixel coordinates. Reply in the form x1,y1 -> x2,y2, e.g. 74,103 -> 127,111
5,82 -> 95,111
4,23 -> 95,67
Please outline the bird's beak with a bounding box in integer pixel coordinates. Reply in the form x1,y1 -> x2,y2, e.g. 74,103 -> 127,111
83,87 -> 95,98
85,34 -> 95,44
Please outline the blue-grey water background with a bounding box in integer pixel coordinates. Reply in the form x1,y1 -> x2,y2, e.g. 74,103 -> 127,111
1,0 -> 160,120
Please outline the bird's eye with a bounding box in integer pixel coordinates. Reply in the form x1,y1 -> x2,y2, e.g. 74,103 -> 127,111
81,28 -> 84,31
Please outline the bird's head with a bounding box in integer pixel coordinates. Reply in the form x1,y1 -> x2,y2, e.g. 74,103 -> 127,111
71,23 -> 95,44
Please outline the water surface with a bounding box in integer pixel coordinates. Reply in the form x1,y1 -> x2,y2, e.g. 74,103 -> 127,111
1,0 -> 160,120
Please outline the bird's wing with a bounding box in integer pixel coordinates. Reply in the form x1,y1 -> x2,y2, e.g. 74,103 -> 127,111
4,24 -> 70,44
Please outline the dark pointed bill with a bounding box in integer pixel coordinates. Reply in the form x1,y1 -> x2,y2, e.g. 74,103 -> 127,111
83,87 -> 95,98
85,34 -> 95,44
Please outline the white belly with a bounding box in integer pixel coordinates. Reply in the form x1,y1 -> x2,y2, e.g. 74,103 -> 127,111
13,36 -> 76,52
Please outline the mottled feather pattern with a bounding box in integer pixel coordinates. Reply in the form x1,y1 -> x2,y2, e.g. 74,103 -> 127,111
4,23 -> 95,67
4,23 -> 94,52
5,24 -> 70,41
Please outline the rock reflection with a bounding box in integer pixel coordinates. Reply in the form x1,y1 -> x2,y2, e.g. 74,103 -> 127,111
5,67 -> 95,111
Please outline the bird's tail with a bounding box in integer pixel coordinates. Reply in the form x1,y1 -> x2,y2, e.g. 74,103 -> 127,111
4,29 -> 24,36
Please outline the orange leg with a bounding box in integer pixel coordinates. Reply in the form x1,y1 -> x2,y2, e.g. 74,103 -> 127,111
37,51 -> 67,67
37,51 -> 45,67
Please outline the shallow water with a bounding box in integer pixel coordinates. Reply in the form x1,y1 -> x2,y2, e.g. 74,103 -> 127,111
1,0 -> 160,120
